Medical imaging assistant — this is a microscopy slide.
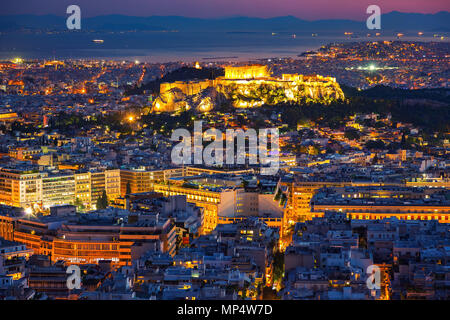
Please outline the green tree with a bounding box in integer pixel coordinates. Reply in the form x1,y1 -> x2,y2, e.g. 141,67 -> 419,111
96,190 -> 108,210
365,140 -> 385,150
74,197 -> 85,211
344,128 -> 360,140
272,250 -> 285,285
101,190 -> 108,208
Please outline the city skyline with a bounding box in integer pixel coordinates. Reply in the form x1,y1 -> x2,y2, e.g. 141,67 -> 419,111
0,0 -> 448,304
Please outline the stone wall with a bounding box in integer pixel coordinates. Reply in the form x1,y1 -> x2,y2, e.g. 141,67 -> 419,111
152,68 -> 345,112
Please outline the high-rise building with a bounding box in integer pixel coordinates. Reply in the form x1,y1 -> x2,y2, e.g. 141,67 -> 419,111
0,166 -> 42,208
41,171 -> 75,208
0,166 -> 121,211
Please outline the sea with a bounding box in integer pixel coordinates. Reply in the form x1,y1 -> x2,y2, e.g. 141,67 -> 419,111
0,30 -> 447,63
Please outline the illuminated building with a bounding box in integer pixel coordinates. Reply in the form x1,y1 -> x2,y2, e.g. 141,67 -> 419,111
124,194 -> 203,248
27,256 -> 70,299
153,183 -> 220,234
183,167 -> 253,176
152,65 -> 345,112
152,174 -> 282,234
90,171 -> 106,207
75,169 -> 120,210
224,65 -> 270,79
311,186 -> 450,223
0,112 -> 19,123
120,169 -> 162,195
0,167 -> 42,209
105,169 -> 121,203
0,165 -> 256,213
75,172 -> 91,209
0,215 -> 15,241
0,239 -> 32,283
8,148 -> 41,161
119,166 -> 263,233
55,216 -> 176,266
120,167 -> 185,195
406,177 -> 450,188
275,180 -> 448,249
0,166 -> 120,211
277,179 -> 350,249
41,171 -> 75,208
10,217 -> 56,256
119,166 -> 249,196
0,209 -> 176,267
0,238 -> 33,261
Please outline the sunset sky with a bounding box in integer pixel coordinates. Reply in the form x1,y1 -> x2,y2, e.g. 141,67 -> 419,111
2,0 -> 449,19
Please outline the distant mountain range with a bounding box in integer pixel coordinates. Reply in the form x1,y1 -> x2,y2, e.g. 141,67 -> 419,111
0,11 -> 449,32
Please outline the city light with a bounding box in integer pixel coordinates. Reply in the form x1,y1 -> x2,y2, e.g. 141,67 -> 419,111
0,2 -> 448,304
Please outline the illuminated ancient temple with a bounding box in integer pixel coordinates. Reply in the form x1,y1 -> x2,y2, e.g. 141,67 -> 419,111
152,65 -> 345,112
224,64 -> 271,79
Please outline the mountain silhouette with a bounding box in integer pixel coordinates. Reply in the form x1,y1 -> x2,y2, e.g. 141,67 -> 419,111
0,11 -> 448,32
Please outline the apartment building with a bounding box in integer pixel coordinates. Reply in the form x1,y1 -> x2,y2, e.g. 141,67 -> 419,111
0,165 -> 120,211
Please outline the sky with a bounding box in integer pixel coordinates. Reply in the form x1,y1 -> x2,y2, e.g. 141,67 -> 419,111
2,0 -> 449,20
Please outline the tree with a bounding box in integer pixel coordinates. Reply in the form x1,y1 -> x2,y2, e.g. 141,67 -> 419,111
344,128 -> 360,140
102,190 -> 108,208
126,182 -> 132,195
272,250 -> 285,285
365,140 -> 385,150
372,153 -> 379,165
74,197 -> 84,211
96,190 -> 108,210
308,144 -> 320,155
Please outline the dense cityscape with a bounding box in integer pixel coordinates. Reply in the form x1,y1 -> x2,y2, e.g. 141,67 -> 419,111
0,32 -> 449,302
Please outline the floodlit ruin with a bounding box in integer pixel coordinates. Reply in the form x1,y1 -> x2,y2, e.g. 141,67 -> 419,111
152,65 -> 345,112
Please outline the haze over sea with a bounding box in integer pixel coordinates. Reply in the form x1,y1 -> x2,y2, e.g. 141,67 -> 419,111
0,31 -> 446,63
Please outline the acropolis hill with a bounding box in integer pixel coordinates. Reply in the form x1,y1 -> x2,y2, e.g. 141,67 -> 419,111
152,65 -> 345,113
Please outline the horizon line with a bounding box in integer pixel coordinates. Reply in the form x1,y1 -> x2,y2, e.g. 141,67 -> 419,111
0,10 -> 448,22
